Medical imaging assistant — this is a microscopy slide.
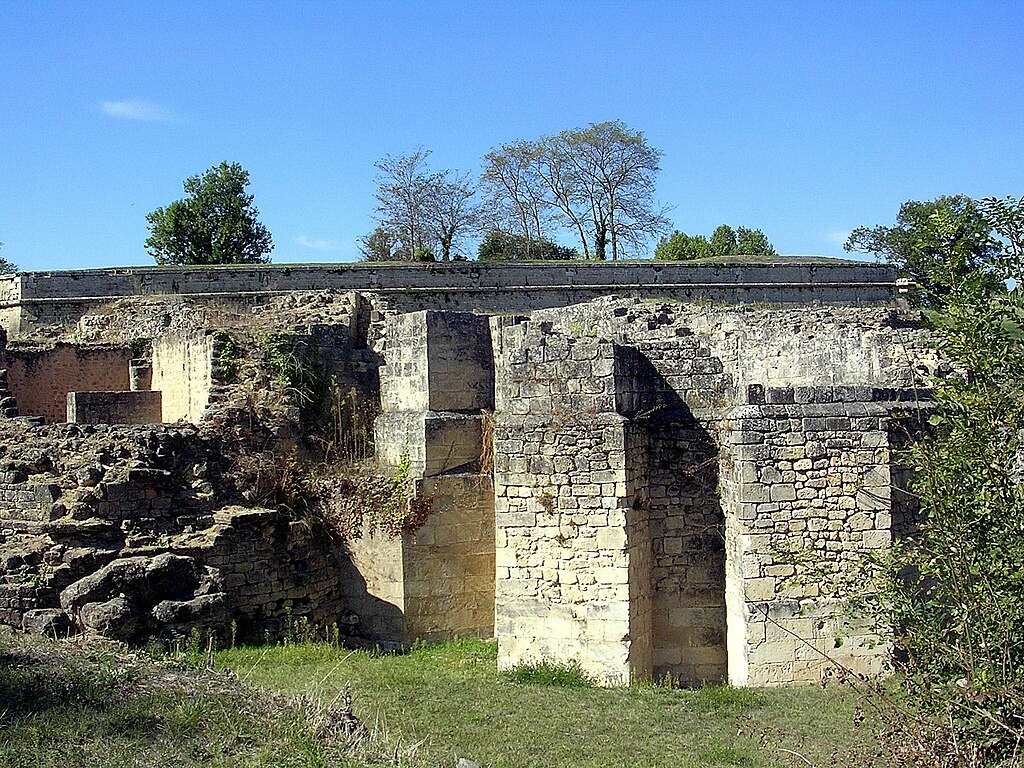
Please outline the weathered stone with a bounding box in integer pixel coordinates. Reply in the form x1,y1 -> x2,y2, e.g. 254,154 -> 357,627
80,597 -> 138,639
151,592 -> 228,629
22,608 -> 75,637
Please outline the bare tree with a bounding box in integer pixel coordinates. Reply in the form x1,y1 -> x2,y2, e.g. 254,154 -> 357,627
481,141 -> 552,259
560,121 -> 670,261
481,122 -> 669,261
532,135 -> 594,259
426,170 -> 481,261
373,149 -> 438,260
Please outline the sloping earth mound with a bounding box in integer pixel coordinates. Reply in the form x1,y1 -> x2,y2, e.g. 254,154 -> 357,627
0,632 -> 421,768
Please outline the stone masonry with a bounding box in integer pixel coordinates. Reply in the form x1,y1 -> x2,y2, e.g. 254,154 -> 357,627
0,262 -> 935,688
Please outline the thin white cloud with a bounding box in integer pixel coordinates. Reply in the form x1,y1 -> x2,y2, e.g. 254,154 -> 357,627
295,235 -> 338,251
100,99 -> 175,122
827,229 -> 852,245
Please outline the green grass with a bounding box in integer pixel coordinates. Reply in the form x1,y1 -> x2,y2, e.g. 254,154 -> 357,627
0,634 -> 884,768
0,634 -> 416,768
217,638 -> 883,768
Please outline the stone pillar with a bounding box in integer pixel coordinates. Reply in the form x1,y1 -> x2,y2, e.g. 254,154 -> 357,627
347,310 -> 496,645
129,359 -> 152,391
491,318 -> 652,685
721,386 -> 893,686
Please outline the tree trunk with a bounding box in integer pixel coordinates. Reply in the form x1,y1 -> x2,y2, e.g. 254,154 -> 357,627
594,225 -> 607,261
609,195 -> 618,261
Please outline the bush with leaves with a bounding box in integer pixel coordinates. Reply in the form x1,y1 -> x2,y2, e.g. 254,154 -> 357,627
654,224 -> 776,261
477,229 -> 579,261
845,195 -> 1004,309
0,241 -> 15,273
869,196 -> 1024,766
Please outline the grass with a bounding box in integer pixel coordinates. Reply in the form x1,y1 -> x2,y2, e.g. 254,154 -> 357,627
218,638 -> 884,768
0,633 -> 418,768
0,633 -> 885,768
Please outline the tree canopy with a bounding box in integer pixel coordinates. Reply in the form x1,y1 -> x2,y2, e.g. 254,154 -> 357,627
844,195 -> 1003,308
145,162 -> 273,265
0,241 -> 15,273
865,195 -> 1024,761
654,224 -> 776,261
477,229 -> 579,261
481,121 -> 669,261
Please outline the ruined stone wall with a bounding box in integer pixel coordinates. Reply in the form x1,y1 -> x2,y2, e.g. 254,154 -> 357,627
645,419 -> 728,684
186,508 -> 351,640
720,386 -> 901,686
346,310 -> 496,646
1,344 -> 133,422
535,299 -> 937,394
403,475 -> 495,640
340,531 -> 406,643
491,321 -> 652,683
67,391 -> 163,424
491,299 -> 933,686
375,311 -> 491,474
0,420 -> 358,643
151,332 -> 215,423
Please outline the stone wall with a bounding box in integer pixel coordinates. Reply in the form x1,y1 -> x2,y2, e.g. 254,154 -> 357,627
490,299 -> 934,686
67,391 -> 163,424
1,343 -> 133,422
0,261 -> 899,335
151,332 -> 215,423
376,311 -> 492,474
0,281 -> 939,687
0,420 -> 358,643
720,386 -> 904,685
403,475 -> 495,640
534,298 -> 937,394
491,321 -> 653,684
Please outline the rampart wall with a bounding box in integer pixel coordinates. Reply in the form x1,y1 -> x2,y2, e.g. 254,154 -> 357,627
0,261 -> 898,335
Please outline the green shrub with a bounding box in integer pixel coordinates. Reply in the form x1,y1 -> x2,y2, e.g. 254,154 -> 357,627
503,658 -> 596,688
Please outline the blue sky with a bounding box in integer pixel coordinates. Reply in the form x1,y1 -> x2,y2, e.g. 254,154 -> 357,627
1,0 -> 1021,270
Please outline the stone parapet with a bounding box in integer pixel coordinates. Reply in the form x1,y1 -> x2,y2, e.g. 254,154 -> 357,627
0,261 -> 899,336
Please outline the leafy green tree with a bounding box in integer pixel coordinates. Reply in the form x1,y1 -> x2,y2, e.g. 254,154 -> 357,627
0,242 -> 15,273
735,226 -> 777,256
709,225 -> 737,257
867,195 -> 1024,763
477,229 -> 578,261
145,161 -> 273,265
654,231 -> 712,261
844,195 -> 1002,307
655,224 -> 776,260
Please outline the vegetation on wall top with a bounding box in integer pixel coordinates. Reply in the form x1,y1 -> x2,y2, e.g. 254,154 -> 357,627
146,161 -> 274,266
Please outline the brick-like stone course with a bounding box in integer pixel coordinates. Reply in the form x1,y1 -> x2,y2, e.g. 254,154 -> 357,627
67,391 -> 163,424
720,392 -> 906,685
